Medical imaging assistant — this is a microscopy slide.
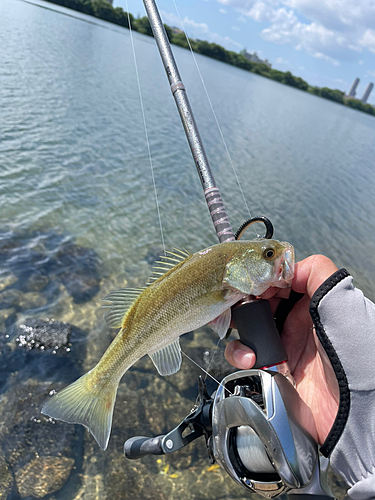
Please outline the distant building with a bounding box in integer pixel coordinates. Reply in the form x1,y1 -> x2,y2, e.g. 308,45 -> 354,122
348,77 -> 360,97
344,78 -> 374,105
362,83 -> 374,103
241,50 -> 272,68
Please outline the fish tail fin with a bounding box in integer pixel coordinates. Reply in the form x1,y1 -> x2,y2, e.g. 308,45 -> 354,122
42,370 -> 119,450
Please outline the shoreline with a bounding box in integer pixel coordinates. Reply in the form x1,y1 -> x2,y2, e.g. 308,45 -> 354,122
28,0 -> 375,117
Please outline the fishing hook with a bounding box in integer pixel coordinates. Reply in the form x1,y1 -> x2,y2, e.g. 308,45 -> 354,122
235,216 -> 274,241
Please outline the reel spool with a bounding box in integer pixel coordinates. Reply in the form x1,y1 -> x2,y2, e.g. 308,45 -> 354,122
212,369 -> 321,498
235,426 -> 275,474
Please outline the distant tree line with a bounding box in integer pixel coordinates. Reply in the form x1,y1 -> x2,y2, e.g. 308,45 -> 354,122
309,86 -> 375,116
45,0 -> 374,117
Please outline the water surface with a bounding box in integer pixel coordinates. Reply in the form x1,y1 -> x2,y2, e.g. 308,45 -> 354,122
1,0 -> 374,498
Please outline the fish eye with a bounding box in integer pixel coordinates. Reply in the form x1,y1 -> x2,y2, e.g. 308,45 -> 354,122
263,248 -> 275,260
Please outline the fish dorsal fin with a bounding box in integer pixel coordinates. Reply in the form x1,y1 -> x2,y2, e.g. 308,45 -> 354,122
146,248 -> 192,285
148,339 -> 182,376
102,287 -> 145,328
208,308 -> 232,339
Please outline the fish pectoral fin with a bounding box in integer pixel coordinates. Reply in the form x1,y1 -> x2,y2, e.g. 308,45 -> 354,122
149,339 -> 182,376
208,308 -> 232,339
102,287 -> 145,328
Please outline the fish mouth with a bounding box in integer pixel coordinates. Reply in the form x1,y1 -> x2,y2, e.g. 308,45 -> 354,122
277,245 -> 295,285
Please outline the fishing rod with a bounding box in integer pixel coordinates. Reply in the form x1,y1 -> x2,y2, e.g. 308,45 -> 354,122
124,3 -> 336,498
141,0 -> 289,379
142,0 -> 234,244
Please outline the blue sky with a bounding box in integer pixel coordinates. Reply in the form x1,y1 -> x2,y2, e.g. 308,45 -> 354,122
114,0 -> 375,104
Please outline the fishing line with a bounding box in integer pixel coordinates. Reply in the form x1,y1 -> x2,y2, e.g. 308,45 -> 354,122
126,3 -> 166,255
181,350 -> 233,396
202,336 -> 222,384
171,0 -> 252,222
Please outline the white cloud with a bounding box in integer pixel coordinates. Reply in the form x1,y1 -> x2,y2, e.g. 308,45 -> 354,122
359,60 -> 364,65
160,11 -> 243,50
285,0 -> 375,32
161,11 -> 209,34
312,51 -> 340,66
219,8 -> 227,13
214,0 -> 375,65
274,56 -> 292,68
232,25 -> 240,30
359,30 -> 375,54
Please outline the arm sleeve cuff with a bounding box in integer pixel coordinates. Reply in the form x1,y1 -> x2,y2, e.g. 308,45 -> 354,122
309,269 -> 375,497
348,469 -> 375,500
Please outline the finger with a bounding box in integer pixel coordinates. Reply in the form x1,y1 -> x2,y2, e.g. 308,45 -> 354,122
225,340 -> 256,369
292,256 -> 338,298
259,287 -> 291,300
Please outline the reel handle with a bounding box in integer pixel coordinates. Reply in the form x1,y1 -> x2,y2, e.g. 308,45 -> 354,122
124,435 -> 165,459
232,299 -> 288,369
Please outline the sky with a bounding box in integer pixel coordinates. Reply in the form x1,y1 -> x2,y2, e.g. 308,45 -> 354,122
114,0 -> 375,105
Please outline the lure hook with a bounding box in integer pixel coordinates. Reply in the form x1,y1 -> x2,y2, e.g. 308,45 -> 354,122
235,216 -> 274,241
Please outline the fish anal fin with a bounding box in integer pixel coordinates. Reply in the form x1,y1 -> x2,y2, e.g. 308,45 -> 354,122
208,308 -> 232,339
149,339 -> 182,376
102,288 -> 144,328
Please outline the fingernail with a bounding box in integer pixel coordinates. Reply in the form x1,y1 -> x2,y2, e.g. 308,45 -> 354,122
232,348 -> 254,369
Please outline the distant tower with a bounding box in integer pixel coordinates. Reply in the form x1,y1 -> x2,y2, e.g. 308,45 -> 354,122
348,78 -> 360,97
362,83 -> 374,103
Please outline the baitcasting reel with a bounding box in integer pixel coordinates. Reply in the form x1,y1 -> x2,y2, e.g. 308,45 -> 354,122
124,218 -> 335,498
124,368 -> 336,499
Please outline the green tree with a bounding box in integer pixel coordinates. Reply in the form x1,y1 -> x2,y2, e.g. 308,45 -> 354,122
319,87 -> 344,103
308,86 -> 321,96
113,7 -> 133,29
91,0 -> 118,24
170,31 -> 189,49
227,51 -> 253,71
293,76 -> 309,91
134,16 -> 153,36
345,98 -> 375,115
164,24 -> 172,42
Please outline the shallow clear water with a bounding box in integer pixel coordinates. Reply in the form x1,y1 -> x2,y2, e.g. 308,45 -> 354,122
1,0 -> 374,498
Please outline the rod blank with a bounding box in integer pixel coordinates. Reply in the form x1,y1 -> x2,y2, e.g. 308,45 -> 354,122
142,0 -> 235,243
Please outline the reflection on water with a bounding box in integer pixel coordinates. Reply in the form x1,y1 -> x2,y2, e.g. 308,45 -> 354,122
1,0 -> 373,497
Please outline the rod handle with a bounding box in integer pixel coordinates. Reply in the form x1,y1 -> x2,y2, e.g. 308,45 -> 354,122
232,299 -> 287,368
124,435 -> 165,459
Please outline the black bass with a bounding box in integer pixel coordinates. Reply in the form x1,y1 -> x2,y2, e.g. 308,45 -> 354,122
42,239 -> 294,449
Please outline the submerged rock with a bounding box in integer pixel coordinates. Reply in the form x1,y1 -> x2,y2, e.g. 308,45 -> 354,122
0,319 -> 87,392
54,243 -> 101,304
15,456 -> 75,498
0,379 -> 82,499
0,274 -> 18,293
17,317 -> 72,351
0,229 -> 102,312
25,273 -> 50,293
0,452 -> 13,500
0,308 -> 16,331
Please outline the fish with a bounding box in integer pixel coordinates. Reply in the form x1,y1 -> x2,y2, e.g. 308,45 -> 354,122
42,239 -> 294,450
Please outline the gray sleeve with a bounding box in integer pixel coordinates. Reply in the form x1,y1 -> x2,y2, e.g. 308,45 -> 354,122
309,270 -> 375,499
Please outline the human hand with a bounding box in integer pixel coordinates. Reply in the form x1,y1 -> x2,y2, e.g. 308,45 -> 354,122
225,255 -> 340,445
